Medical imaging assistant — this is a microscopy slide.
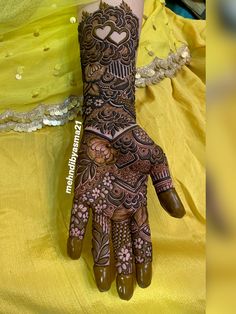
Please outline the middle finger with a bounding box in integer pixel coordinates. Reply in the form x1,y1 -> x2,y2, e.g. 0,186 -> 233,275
111,217 -> 134,300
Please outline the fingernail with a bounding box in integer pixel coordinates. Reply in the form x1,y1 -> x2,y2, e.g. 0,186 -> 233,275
93,265 -> 112,292
136,262 -> 152,288
67,237 -> 83,259
158,188 -> 186,218
116,273 -> 134,300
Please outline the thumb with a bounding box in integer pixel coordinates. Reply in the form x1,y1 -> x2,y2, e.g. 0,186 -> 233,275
150,147 -> 186,218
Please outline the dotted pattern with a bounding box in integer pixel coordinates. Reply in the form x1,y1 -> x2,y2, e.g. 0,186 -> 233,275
112,219 -> 133,275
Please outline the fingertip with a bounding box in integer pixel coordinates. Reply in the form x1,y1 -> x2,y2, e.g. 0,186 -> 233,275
93,265 -> 112,292
158,188 -> 186,219
67,237 -> 83,260
116,273 -> 134,301
136,262 -> 152,288
171,207 -> 186,219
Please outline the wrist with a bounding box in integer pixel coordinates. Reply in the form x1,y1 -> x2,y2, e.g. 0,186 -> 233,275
82,93 -> 136,119
82,103 -> 137,139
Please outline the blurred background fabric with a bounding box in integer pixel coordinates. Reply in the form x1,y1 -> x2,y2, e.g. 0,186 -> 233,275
166,0 -> 206,19
0,0 -> 192,132
207,1 -> 236,311
166,0 -> 196,19
0,1 -> 205,313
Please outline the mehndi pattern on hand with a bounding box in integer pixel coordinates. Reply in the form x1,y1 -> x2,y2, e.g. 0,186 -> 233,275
67,1 -> 186,301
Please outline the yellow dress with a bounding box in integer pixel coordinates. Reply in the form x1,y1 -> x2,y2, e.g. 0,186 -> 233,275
0,0 -> 205,313
0,0 -> 190,132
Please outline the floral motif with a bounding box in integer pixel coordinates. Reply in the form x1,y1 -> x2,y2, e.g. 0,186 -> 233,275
94,99 -> 104,107
78,210 -> 89,223
85,106 -> 92,115
101,187 -> 109,198
103,172 -> 115,188
69,225 -> 85,239
116,243 -> 133,274
117,261 -> 129,274
84,63 -> 105,82
72,203 -> 87,215
118,246 -> 131,262
92,187 -> 100,199
94,199 -> 107,214
135,256 -> 144,263
87,137 -> 117,165
146,246 -> 152,257
85,108 -> 135,137
82,194 -> 89,202
134,237 -> 144,249
113,133 -> 137,154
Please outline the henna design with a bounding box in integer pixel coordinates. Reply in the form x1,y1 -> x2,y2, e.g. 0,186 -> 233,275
92,214 -> 111,266
68,2 -> 181,293
85,107 -> 135,137
131,206 -> 152,265
79,0 -> 139,131
112,219 -> 133,275
75,152 -> 97,186
132,128 -> 154,146
69,199 -> 89,239
87,136 -> 117,165
70,124 -> 173,232
69,123 -> 173,273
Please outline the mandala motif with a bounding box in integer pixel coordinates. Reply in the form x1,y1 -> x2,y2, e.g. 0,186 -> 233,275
87,137 -> 117,165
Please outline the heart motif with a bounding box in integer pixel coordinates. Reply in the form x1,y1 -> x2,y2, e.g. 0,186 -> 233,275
109,30 -> 129,45
94,25 -> 112,40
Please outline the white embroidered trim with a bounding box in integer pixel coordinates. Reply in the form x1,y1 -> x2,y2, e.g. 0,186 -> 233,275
0,45 -> 190,133
0,96 -> 83,133
135,45 -> 191,87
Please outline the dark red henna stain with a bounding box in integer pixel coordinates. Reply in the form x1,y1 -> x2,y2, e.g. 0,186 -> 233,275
67,1 -> 185,299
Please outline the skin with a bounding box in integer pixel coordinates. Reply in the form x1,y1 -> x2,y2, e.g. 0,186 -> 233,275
67,0 -> 186,300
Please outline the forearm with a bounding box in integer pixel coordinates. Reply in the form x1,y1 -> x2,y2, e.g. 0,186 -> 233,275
77,0 -> 144,138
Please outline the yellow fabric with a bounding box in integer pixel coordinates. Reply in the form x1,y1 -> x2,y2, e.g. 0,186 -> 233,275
0,0 -> 185,113
0,6 -> 205,313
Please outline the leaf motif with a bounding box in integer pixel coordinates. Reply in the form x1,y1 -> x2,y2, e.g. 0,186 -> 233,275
79,158 -> 91,166
111,128 -> 116,137
99,243 -> 109,261
82,11 -> 90,21
90,164 -> 96,179
98,257 -> 109,265
82,169 -> 89,184
120,1 -> 131,12
100,233 -> 109,247
99,1 -> 109,10
89,83 -> 99,96
92,222 -> 110,264
92,229 -> 101,262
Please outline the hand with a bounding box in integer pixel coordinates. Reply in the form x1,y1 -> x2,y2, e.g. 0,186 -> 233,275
67,124 -> 185,300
